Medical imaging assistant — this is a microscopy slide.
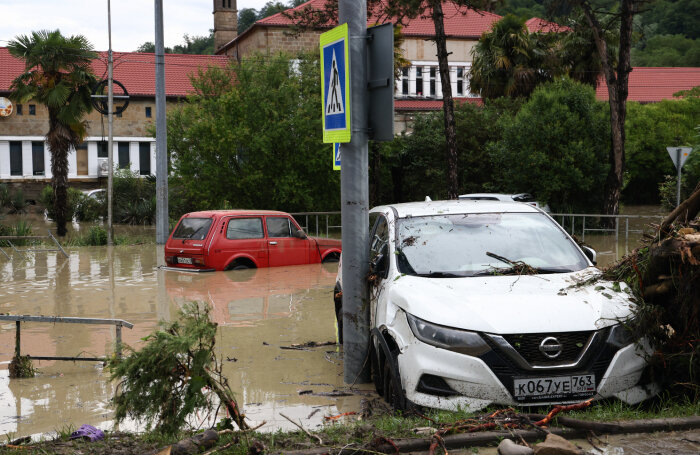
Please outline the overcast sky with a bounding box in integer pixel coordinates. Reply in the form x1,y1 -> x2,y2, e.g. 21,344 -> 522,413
0,0 -> 275,52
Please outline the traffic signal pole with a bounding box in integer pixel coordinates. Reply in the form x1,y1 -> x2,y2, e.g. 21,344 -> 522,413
339,0 -> 371,383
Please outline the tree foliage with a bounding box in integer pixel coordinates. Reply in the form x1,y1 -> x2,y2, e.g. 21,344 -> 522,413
8,30 -> 96,236
107,302 -> 247,435
136,32 -> 214,55
489,78 -> 610,212
632,34 -> 700,67
167,53 -> 339,214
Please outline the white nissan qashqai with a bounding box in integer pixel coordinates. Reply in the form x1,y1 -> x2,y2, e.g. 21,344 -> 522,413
334,200 -> 658,411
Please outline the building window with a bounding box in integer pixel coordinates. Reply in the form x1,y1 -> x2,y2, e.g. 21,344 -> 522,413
139,142 -> 151,175
145,106 -> 152,118
16,104 -> 23,115
430,67 -> 436,97
456,67 -> 464,96
29,104 -> 36,115
416,67 -> 423,96
118,142 -> 130,169
98,141 -> 108,158
32,141 -> 45,176
10,141 -> 22,176
401,68 -> 409,96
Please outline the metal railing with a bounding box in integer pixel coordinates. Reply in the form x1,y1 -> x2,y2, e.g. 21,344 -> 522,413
290,211 -> 342,238
551,213 -> 665,243
0,315 -> 133,362
0,230 -> 69,260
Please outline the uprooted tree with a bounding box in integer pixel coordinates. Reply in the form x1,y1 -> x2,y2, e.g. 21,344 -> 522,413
107,302 -> 248,435
604,181 -> 700,393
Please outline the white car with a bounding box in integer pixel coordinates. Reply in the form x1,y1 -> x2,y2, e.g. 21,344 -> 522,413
334,200 -> 656,411
459,193 -> 551,212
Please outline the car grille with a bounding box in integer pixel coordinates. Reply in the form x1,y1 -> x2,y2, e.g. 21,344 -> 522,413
502,331 -> 594,366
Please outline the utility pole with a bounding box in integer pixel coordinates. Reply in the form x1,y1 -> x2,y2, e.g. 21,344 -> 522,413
339,0 -> 371,383
107,0 -> 114,246
154,0 -> 169,244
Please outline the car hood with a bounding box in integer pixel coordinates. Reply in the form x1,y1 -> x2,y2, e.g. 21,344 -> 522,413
387,268 -> 635,334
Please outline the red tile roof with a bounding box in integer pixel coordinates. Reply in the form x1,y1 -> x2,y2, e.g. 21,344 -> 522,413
525,17 -> 570,33
253,0 -> 501,38
0,47 -> 229,97
596,67 -> 700,102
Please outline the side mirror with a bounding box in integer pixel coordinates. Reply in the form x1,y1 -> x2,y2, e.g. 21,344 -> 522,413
369,244 -> 388,277
294,229 -> 307,239
581,246 -> 597,266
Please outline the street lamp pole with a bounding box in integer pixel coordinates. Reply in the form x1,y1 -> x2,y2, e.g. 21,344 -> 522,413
107,0 -> 114,246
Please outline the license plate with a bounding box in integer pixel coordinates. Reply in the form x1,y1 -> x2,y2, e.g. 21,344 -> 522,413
176,257 -> 193,264
513,374 -> 595,401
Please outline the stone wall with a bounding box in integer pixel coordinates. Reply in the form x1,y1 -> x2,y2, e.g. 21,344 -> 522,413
225,27 -> 322,59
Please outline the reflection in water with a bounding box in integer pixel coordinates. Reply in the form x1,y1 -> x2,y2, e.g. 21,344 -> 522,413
0,246 -> 366,437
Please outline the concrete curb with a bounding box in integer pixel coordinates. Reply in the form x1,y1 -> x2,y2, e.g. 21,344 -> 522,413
277,416 -> 700,455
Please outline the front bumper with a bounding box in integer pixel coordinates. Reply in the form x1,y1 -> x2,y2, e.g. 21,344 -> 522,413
392,315 -> 656,411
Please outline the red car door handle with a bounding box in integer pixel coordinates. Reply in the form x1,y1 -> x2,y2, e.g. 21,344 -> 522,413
269,241 -> 278,245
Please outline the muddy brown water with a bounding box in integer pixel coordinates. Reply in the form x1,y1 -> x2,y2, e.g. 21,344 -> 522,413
0,245 -> 372,438
0,206 -> 669,439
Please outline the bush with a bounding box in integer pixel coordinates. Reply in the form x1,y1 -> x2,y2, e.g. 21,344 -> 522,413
8,189 -> 28,215
489,78 -> 610,213
0,183 -> 9,208
113,169 -> 156,224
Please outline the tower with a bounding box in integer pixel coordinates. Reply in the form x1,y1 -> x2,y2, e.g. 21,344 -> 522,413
213,0 -> 238,52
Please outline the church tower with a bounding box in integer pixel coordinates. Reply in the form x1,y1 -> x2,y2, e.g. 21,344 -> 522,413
213,0 -> 238,52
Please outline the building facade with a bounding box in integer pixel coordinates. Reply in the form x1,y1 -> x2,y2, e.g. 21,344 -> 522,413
0,49 -> 228,199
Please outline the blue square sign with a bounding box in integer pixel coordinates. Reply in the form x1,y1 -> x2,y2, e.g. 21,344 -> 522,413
320,24 -> 350,143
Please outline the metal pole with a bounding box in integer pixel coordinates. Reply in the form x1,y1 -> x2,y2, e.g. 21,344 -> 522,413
15,321 -> 20,358
676,148 -> 682,207
107,0 -> 114,246
339,0 -> 371,383
155,0 -> 169,244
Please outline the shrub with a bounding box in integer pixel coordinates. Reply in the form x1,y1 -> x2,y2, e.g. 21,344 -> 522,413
8,189 -> 28,215
0,183 -> 9,208
113,169 -> 156,224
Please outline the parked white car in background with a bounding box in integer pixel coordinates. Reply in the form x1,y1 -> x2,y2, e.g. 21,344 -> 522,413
459,193 -> 551,213
334,200 -> 656,411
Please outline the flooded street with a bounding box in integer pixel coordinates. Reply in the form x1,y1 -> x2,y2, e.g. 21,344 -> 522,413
0,206 -> 669,439
0,246 -> 370,438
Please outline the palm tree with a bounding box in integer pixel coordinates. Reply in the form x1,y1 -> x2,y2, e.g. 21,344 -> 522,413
8,30 -> 97,236
470,15 -> 560,99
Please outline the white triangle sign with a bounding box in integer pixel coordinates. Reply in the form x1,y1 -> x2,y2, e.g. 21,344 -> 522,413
667,146 -> 693,170
325,49 -> 344,115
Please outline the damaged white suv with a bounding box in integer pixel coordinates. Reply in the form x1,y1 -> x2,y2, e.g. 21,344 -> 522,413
334,200 -> 656,411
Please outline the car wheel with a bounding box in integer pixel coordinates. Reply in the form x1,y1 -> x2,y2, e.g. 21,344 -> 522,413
232,264 -> 249,270
383,355 -> 405,411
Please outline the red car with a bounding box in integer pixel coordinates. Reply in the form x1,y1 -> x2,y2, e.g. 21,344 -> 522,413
164,210 -> 342,271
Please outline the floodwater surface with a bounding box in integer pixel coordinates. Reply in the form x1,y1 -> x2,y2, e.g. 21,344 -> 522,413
0,246 -> 370,438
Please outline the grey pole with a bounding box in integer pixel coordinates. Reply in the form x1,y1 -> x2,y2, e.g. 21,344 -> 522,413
676,148 -> 682,207
107,0 -> 114,246
155,0 -> 169,244
339,0 -> 371,383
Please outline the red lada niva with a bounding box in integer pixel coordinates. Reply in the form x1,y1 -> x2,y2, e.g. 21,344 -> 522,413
164,210 -> 342,271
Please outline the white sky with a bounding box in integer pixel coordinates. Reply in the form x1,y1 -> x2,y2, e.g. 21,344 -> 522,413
0,0 -> 274,53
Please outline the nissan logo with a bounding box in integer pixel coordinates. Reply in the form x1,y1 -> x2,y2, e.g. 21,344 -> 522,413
539,337 -> 563,359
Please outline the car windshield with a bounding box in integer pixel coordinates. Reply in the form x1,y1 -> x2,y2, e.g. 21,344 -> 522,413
172,217 -> 213,240
396,212 -> 588,277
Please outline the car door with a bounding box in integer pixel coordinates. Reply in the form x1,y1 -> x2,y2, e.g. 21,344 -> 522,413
266,216 -> 310,267
212,216 -> 268,269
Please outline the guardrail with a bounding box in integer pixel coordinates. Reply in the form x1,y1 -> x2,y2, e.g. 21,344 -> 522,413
0,230 -> 68,259
551,213 -> 664,243
0,315 -> 133,362
291,211 -> 342,238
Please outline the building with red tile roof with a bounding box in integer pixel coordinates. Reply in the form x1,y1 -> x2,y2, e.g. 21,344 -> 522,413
596,67 -> 700,103
0,47 -> 228,194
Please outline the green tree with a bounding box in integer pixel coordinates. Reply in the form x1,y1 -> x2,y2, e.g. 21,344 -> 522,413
238,8 -> 259,34
624,97 -> 700,203
470,15 -> 559,99
135,32 -> 214,54
490,78 -> 610,212
632,34 -> 700,66
167,53 -> 339,213
8,30 -> 97,236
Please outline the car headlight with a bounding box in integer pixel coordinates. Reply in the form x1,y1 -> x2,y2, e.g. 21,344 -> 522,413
406,313 -> 491,356
607,321 -> 636,349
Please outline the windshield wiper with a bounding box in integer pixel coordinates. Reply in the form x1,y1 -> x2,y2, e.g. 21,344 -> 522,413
485,252 -> 537,275
415,271 -> 465,278
534,267 -> 573,274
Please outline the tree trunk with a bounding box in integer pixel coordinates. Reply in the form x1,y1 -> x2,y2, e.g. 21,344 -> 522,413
581,0 -> 635,219
47,109 -> 71,237
430,0 -> 459,199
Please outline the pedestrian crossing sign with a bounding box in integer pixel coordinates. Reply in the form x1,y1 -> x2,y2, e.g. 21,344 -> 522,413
333,143 -> 341,170
320,24 -> 350,143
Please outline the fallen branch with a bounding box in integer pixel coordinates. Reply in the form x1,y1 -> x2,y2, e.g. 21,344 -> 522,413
280,412 -> 323,445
